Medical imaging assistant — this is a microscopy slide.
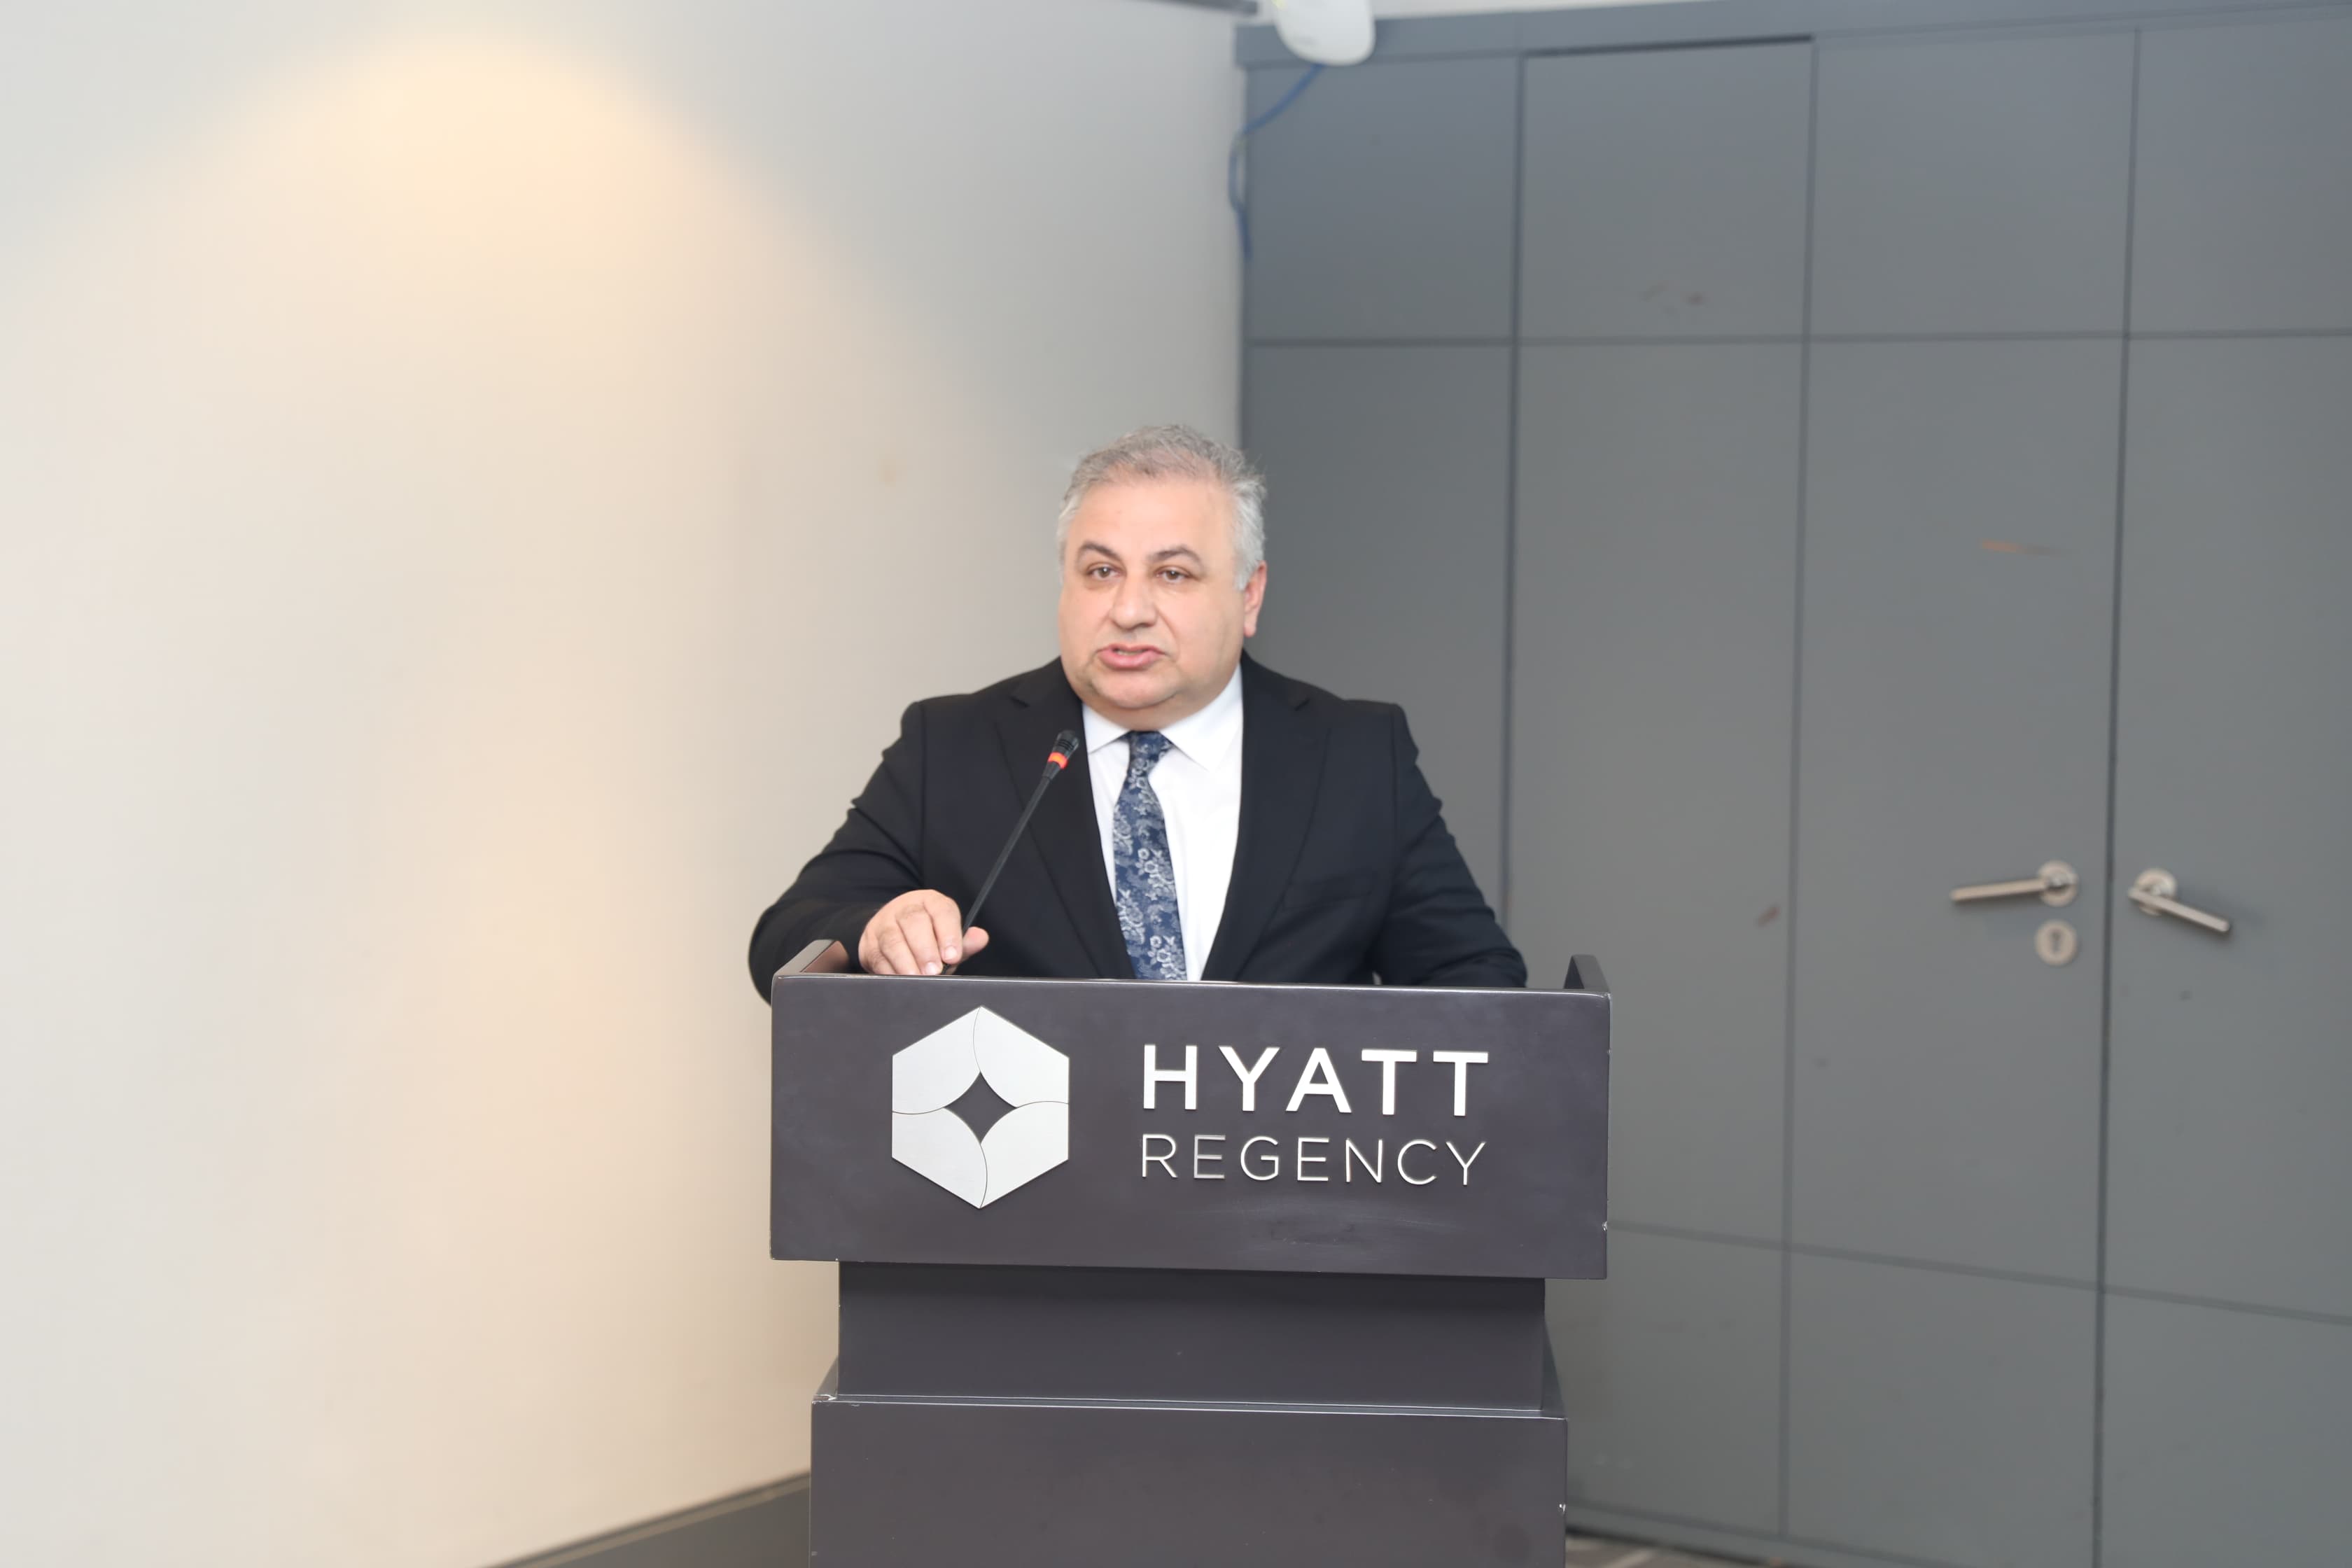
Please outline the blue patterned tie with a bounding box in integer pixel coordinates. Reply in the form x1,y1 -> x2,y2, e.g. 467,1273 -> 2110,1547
1112,732 -> 1186,981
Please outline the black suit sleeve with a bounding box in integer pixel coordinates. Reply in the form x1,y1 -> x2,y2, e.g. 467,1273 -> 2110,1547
746,702 -> 928,995
1371,708 -> 1527,989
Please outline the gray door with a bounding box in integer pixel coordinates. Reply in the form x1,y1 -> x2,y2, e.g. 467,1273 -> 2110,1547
2106,342 -> 2352,1318
2100,335 -> 2352,1565
1785,339 -> 2115,1568
2098,20 -> 2352,1561
1791,340 -> 2120,1284
1780,33 -> 2132,1568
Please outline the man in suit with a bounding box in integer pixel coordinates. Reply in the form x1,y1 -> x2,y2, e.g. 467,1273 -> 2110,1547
747,426 -> 1523,993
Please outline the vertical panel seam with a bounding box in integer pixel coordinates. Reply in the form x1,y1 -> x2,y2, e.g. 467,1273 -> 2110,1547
2092,29 -> 2146,1568
1500,55 -> 1529,930
1236,71 -> 1255,446
1779,36 -> 1824,1541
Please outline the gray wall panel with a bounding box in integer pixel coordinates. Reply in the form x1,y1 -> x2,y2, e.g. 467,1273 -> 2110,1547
2101,1296 -> 2352,1567
1513,344 -> 1800,1240
1244,59 -> 1520,342
1235,12 -> 2348,1564
1550,1230 -> 1783,1533
2134,16 -> 2352,332
1245,346 -> 1511,902
1792,341 -> 2120,1284
2107,338 -> 2352,1320
1520,43 -> 1813,340
1812,33 -> 2134,335
1788,1255 -> 2096,1568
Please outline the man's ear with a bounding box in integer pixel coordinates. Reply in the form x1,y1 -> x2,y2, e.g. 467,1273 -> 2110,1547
1240,560 -> 1268,638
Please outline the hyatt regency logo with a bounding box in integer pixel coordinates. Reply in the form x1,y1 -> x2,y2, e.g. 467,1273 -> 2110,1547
891,1007 -> 1070,1208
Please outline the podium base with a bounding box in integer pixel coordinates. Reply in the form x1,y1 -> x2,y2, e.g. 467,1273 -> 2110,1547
806,1352 -> 1566,1567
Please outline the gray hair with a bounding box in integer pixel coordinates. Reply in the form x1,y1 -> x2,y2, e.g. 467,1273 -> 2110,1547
1056,426 -> 1266,589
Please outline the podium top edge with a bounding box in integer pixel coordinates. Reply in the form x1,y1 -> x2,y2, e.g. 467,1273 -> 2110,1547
771,945 -> 1611,1000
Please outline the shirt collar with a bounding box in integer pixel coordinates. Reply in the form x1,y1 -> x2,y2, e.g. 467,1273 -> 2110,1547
1081,664 -> 1245,770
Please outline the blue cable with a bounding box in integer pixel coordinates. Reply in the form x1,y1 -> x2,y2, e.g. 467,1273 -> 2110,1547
1229,64 -> 1325,262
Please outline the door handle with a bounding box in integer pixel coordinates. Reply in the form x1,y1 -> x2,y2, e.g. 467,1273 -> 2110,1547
2129,868 -> 2234,936
1951,860 -> 2078,907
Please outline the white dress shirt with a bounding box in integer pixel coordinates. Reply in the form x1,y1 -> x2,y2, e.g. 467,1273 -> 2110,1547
1080,667 -> 1245,982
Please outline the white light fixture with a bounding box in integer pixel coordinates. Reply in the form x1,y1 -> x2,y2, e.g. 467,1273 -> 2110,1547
1269,0 -> 1374,66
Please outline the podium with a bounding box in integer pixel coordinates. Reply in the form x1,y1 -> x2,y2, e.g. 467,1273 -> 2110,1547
770,942 -> 1609,1567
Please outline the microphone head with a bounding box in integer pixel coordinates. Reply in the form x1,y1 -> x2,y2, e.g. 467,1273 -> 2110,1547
1046,729 -> 1082,771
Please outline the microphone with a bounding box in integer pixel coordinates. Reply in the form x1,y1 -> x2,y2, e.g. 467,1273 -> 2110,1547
959,729 -> 1082,949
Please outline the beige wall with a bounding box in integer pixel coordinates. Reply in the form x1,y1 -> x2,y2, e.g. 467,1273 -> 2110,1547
0,4 -> 1240,1564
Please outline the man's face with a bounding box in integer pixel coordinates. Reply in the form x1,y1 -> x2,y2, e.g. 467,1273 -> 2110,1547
1057,477 -> 1266,729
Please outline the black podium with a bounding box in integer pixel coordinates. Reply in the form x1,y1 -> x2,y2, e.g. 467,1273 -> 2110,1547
771,943 -> 1610,1567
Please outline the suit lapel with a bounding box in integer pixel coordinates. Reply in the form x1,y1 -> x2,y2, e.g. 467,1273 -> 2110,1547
1202,655 -> 1329,981
995,661 -> 1133,979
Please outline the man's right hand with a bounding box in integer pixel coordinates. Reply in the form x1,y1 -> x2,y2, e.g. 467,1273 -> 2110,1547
859,890 -> 990,976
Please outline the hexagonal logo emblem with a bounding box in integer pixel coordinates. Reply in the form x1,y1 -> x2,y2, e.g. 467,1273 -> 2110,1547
891,1007 -> 1069,1208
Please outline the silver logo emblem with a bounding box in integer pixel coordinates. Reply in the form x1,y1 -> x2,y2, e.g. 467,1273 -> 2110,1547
891,1007 -> 1069,1208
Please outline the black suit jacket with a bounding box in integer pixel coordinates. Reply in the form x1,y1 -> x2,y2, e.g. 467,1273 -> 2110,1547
747,654 -> 1524,992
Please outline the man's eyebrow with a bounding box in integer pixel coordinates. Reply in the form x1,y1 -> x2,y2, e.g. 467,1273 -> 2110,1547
1071,542 -> 1205,565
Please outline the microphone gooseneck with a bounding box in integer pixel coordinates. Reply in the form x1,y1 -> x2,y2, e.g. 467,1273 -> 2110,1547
960,728 -> 1082,945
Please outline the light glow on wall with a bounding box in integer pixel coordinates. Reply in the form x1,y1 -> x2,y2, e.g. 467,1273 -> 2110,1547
0,8 -> 1240,1564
